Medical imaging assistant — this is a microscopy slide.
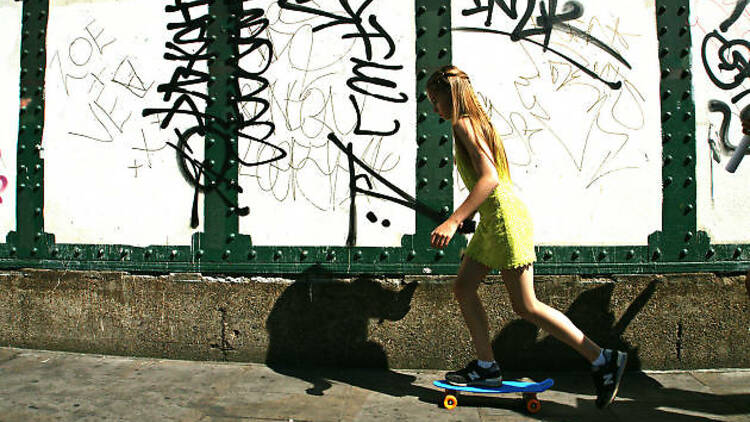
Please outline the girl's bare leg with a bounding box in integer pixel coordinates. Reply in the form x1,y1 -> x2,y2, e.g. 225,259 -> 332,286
453,256 -> 494,362
501,264 -> 602,363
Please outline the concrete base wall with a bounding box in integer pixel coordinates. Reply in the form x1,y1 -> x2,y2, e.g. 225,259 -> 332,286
1,269 -> 748,370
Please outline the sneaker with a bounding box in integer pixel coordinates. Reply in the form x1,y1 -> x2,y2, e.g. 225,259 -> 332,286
591,349 -> 628,409
446,360 -> 503,387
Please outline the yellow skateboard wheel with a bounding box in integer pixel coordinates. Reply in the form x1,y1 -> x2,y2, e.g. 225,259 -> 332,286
443,394 -> 458,410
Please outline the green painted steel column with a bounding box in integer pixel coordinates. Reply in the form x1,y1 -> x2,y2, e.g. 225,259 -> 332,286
195,0 -> 252,264
8,0 -> 55,260
400,0 -> 467,273
650,0 -> 709,264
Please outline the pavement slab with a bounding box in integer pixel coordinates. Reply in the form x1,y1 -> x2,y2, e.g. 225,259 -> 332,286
0,347 -> 748,421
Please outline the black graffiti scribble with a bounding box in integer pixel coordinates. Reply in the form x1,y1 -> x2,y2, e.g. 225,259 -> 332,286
708,99 -> 750,156
457,0 -> 630,90
278,0 -> 407,137
702,30 -> 750,104
327,132 -> 444,246
143,0 -> 282,228
720,0 -> 750,32
701,1 -> 750,163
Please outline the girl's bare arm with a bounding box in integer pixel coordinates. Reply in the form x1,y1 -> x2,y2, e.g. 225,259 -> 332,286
448,117 -> 500,226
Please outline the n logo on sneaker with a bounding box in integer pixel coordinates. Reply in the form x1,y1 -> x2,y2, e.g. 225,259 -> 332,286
603,373 -> 614,386
468,371 -> 480,381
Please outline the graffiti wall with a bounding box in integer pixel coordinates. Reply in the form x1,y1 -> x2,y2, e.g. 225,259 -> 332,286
43,0 -> 205,247
452,0 -> 663,246
2,0 -> 749,273
235,1 -> 417,247
692,0 -> 750,243
0,2 -> 22,242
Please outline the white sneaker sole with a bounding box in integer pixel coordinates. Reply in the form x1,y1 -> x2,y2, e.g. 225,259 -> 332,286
605,352 -> 628,408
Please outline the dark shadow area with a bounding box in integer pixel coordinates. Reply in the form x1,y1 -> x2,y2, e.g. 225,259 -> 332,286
492,279 -> 749,420
265,264 -> 437,400
265,273 -> 748,420
492,281 -> 657,372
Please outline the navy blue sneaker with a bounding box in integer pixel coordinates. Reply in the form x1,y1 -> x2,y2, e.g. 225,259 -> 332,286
446,360 -> 503,387
591,349 -> 628,409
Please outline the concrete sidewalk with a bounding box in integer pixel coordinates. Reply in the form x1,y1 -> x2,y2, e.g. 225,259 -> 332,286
0,347 -> 748,422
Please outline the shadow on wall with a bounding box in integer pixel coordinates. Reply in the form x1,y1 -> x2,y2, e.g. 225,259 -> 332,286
493,280 -> 658,371
264,265 -> 422,396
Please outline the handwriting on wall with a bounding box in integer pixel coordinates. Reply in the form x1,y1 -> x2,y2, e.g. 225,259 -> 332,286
692,0 -> 750,243
456,0 -> 630,89
699,0 -> 750,159
238,0 -> 416,247
452,0 -> 662,245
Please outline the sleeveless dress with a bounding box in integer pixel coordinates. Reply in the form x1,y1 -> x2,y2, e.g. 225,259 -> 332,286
453,125 -> 537,270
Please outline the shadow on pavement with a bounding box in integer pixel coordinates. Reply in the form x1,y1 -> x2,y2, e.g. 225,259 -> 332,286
264,272 -> 747,420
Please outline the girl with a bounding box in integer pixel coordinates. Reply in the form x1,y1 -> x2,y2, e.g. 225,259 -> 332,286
427,65 -> 627,410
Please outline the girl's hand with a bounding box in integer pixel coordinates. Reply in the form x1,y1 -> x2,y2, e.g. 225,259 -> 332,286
431,219 -> 459,249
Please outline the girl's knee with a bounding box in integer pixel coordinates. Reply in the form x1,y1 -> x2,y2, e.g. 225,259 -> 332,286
512,300 -> 538,321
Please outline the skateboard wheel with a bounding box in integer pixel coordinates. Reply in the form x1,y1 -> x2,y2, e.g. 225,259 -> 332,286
443,394 -> 458,410
525,398 -> 541,414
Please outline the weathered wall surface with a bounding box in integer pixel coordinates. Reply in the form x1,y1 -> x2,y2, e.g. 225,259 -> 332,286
2,269 -> 747,370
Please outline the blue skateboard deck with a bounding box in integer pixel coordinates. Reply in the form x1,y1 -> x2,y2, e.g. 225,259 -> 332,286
434,378 -> 554,413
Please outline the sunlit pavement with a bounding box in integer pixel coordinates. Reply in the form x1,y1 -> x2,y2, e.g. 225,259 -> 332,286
1,347 -> 748,421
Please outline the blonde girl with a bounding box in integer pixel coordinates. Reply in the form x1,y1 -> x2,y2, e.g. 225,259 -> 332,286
427,65 -> 627,409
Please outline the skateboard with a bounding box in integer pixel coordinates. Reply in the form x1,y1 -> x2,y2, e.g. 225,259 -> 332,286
433,378 -> 554,414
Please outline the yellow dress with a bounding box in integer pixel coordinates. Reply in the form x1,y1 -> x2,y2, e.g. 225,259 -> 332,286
453,126 -> 537,270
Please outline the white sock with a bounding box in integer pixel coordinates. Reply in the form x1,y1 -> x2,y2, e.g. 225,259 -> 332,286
592,349 -> 606,367
477,359 -> 496,369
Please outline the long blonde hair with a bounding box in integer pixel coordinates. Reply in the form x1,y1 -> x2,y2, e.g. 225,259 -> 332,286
426,65 -> 511,182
